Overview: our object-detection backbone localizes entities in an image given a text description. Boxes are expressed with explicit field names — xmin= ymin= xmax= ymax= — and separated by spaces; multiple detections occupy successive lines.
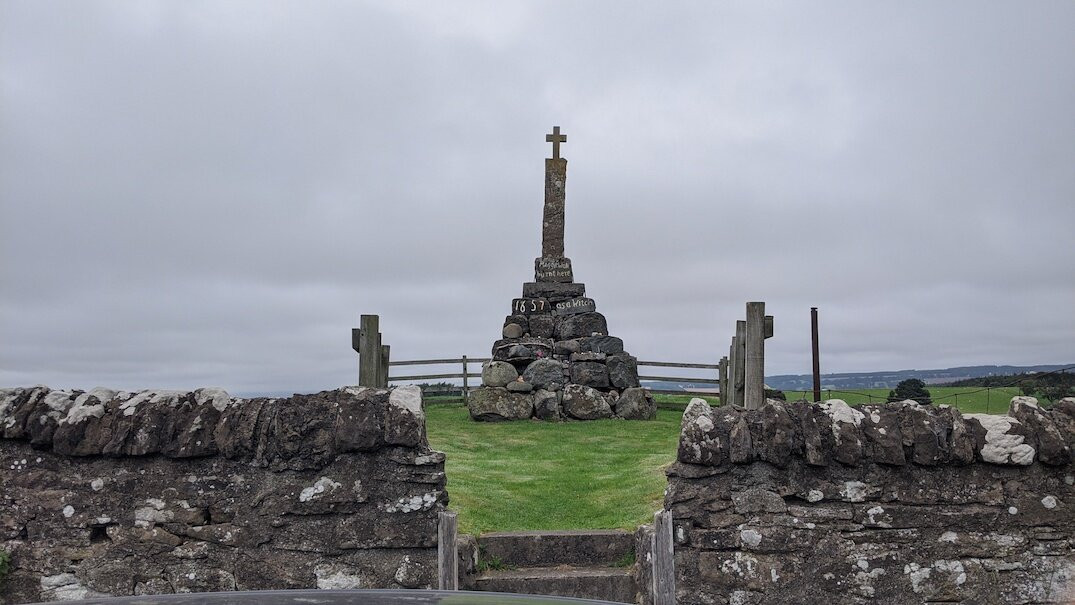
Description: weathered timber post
xmin=380 ymin=344 xmax=391 ymax=388
xmin=728 ymin=339 xmax=738 ymax=407
xmin=727 ymin=342 xmax=735 ymax=406
xmin=744 ymin=302 xmax=766 ymax=410
xmin=811 ymin=307 xmax=822 ymax=402
xmin=438 ymin=511 xmax=459 ymax=590
xmin=461 ymin=355 xmax=469 ymax=404
xmin=652 ymin=510 xmax=676 ymax=605
xmin=357 ymin=315 xmax=381 ymax=387
xmin=734 ymin=320 xmax=747 ymax=407
xmin=718 ymin=356 xmax=728 ymax=406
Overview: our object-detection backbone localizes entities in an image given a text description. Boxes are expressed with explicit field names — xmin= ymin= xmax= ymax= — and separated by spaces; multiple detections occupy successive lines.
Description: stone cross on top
xmin=546 ymin=126 xmax=566 ymax=160
xmin=540 ymin=126 xmax=571 ymax=272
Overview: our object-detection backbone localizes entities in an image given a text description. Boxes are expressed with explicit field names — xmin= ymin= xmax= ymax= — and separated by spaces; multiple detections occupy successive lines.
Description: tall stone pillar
xmin=542 ymin=157 xmax=567 ymax=259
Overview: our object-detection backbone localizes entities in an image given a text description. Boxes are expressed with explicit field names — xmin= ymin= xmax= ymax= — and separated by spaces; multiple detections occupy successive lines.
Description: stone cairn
xmin=467 ymin=127 xmax=655 ymax=422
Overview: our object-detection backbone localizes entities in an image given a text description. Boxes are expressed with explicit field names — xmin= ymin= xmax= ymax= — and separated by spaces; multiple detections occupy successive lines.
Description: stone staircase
xmin=471 ymin=529 xmax=638 ymax=603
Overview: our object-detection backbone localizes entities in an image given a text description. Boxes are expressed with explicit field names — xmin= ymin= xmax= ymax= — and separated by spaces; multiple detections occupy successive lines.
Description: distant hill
xmin=643 ymin=363 xmax=1074 ymax=392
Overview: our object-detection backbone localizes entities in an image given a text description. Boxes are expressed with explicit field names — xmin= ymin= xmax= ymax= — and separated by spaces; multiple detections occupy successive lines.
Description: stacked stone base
xmin=468 ymin=270 xmax=654 ymax=422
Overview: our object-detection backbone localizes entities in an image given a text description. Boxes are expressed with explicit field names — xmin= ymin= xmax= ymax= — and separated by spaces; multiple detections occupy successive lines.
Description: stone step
xmin=475 ymin=566 xmax=637 ymax=604
xmin=477 ymin=529 xmax=635 ymax=568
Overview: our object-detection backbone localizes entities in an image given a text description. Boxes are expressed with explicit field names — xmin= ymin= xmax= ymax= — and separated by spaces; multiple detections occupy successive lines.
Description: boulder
xmin=607 ymin=354 xmax=640 ymax=389
xmin=528 ymin=315 xmax=554 ymax=338
xmin=554 ymin=339 xmax=583 ymax=356
xmin=504 ymin=314 xmax=529 ymax=333
xmin=561 ymin=384 xmax=613 ymax=420
xmin=570 ymin=362 xmax=610 ymax=389
xmin=506 ymin=381 xmax=534 ymax=393
xmin=554 ymin=312 xmax=608 ymax=340
xmin=522 ymin=359 xmax=565 ymax=391
xmin=533 ymin=389 xmax=562 ymax=421
xmin=582 ymin=335 xmax=623 ymax=354
xmin=615 ymin=388 xmax=655 ymax=420
xmin=492 ymin=338 xmax=553 ymax=362
xmin=481 ymin=361 xmax=518 ymax=388
xmin=502 ymin=323 xmax=524 ymax=339
xmin=468 ymin=388 xmax=533 ymax=422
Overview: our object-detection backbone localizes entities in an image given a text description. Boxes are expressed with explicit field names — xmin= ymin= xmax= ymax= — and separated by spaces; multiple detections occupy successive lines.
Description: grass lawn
xmin=425 ymin=388 xmax=1019 ymax=535
xmin=425 ymin=403 xmax=681 ymax=536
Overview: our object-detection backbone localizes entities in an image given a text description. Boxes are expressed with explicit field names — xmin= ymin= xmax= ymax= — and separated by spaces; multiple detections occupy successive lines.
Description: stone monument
xmin=468 ymin=127 xmax=655 ymax=422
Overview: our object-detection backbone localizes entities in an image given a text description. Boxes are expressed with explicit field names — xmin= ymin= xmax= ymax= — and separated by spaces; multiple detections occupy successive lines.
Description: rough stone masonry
xmin=468 ymin=127 xmax=656 ymax=422
xmin=0 ymin=384 xmax=446 ymax=603
xmin=645 ymin=395 xmax=1075 ymax=605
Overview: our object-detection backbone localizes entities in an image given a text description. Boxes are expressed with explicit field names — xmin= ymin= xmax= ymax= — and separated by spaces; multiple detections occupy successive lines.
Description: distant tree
xmin=1014 ymin=371 xmax=1075 ymax=404
xmin=887 ymin=378 xmax=932 ymax=404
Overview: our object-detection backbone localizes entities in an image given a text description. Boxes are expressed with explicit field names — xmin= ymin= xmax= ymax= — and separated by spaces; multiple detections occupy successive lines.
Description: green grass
xmin=0 ymin=548 xmax=9 ymax=588
xmin=425 ymin=404 xmax=681 ymax=536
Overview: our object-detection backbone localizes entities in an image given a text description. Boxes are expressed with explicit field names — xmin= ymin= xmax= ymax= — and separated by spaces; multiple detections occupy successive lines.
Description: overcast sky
xmin=2 ymin=1 xmax=1073 ymax=395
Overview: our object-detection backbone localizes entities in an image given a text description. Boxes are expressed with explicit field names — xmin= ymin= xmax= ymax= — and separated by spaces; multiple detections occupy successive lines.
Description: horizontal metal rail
xmin=639 ymin=375 xmax=721 ymax=385
xmin=637 ymin=361 xmax=719 ymax=369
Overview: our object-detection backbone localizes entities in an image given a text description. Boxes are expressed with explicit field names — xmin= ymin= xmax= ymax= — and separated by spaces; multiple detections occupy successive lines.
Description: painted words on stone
xmin=512 ymin=298 xmax=550 ymax=315
xmin=534 ymin=257 xmax=573 ymax=283
xmin=553 ymin=297 xmax=596 ymax=316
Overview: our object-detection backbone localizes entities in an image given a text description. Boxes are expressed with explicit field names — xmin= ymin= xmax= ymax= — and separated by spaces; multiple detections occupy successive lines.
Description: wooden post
xmin=744 ymin=302 xmax=765 ymax=410
xmin=731 ymin=341 xmax=739 ymax=406
xmin=358 ymin=315 xmax=380 ymax=387
xmin=717 ymin=357 xmax=728 ymax=406
xmin=380 ymin=345 xmax=391 ymax=388
xmin=461 ymin=355 xmax=469 ymax=404
xmin=728 ymin=338 xmax=738 ymax=407
xmin=734 ymin=320 xmax=746 ymax=407
xmin=811 ymin=307 xmax=821 ymax=403
xmin=651 ymin=510 xmax=676 ymax=605
xmin=438 ymin=511 xmax=458 ymax=590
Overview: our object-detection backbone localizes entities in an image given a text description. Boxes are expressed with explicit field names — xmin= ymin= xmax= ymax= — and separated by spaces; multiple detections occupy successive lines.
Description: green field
xmin=424 ymin=388 xmax=1021 ymax=535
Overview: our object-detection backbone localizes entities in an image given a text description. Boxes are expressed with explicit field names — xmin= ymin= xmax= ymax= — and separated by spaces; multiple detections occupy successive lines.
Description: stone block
xmin=570 ymin=361 xmax=610 ymax=389
xmin=561 ymin=384 xmax=613 ymax=420
xmin=467 ymin=388 xmax=533 ymax=421
xmin=554 ymin=312 xmax=608 ymax=340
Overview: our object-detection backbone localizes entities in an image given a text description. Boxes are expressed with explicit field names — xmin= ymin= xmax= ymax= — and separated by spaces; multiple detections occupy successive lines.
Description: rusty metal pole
xmin=811 ymin=307 xmax=821 ymax=403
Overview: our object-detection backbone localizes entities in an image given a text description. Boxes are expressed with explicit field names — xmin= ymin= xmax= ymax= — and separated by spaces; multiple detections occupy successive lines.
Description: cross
xmin=546 ymin=126 xmax=566 ymax=159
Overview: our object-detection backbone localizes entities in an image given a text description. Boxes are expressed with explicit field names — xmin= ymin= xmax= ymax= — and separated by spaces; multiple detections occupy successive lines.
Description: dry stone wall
xmin=658 ymin=396 xmax=1075 ymax=605
xmin=0 ymin=384 xmax=446 ymax=603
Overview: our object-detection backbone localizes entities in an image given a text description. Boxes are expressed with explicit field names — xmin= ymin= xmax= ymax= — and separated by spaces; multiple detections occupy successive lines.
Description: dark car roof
xmin=31 ymin=589 xmax=631 ymax=605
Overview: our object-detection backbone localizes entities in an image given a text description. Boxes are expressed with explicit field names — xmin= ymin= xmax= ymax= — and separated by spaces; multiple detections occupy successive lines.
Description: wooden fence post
xmin=744 ymin=302 xmax=765 ymax=410
xmin=717 ymin=357 xmax=728 ymax=406
xmin=380 ymin=344 xmax=391 ymax=388
xmin=652 ymin=510 xmax=676 ymax=605
xmin=438 ymin=511 xmax=459 ymax=590
xmin=461 ymin=355 xmax=469 ymax=404
xmin=734 ymin=320 xmax=746 ymax=407
xmin=358 ymin=315 xmax=380 ymax=387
